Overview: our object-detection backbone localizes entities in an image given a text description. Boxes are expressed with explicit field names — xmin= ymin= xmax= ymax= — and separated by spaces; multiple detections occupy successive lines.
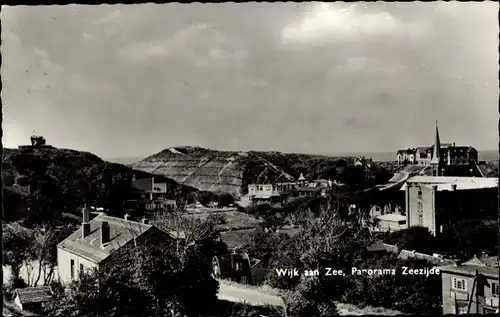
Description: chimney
xmin=101 ymin=221 xmax=110 ymax=246
xmin=124 ymin=213 xmax=130 ymax=221
xmin=452 ymin=184 xmax=457 ymax=191
xmin=142 ymin=217 xmax=149 ymax=225
xmin=82 ymin=205 xmax=90 ymax=239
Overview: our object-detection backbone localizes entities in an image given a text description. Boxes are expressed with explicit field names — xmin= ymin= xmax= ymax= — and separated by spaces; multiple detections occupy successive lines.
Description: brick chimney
xmin=82 ymin=205 xmax=90 ymax=239
xmin=142 ymin=217 xmax=149 ymax=225
xmin=101 ymin=221 xmax=110 ymax=246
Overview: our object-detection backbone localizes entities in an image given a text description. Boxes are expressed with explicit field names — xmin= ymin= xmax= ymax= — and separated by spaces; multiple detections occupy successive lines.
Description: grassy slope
xmin=131 ymin=146 xmax=386 ymax=196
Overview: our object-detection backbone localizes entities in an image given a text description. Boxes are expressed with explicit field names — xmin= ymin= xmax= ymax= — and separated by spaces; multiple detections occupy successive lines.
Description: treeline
xmin=381 ymin=221 xmax=498 ymax=260
xmin=239 ymin=199 xmax=442 ymax=316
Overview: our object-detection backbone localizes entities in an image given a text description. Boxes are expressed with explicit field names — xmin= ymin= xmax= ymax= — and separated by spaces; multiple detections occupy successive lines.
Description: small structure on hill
xmin=18 ymin=135 xmax=55 ymax=149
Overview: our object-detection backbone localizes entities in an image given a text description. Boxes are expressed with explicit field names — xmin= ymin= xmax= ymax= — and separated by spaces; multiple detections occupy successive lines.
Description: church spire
xmin=430 ymin=120 xmax=441 ymax=174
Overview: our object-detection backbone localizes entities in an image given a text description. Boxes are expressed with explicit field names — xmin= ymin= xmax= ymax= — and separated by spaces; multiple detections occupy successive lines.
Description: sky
xmin=2 ymin=2 xmax=499 ymax=159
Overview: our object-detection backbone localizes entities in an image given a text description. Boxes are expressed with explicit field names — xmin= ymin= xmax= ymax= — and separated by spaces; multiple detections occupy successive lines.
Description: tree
xmin=217 ymin=193 xmax=235 ymax=207
xmin=285 ymin=276 xmax=338 ymax=316
xmin=84 ymin=163 xmax=133 ymax=216
xmin=384 ymin=227 xmax=436 ymax=255
xmin=29 ymin=226 xmax=61 ymax=287
xmin=3 ymin=222 xmax=35 ymax=281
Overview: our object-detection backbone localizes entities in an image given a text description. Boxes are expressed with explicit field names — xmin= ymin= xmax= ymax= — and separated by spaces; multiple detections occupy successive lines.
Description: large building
xmin=440 ymin=256 xmax=499 ymax=314
xmin=126 ymin=176 xmax=176 ymax=212
xmin=247 ymin=175 xmax=334 ymax=203
xmin=396 ymin=121 xmax=478 ymax=173
xmin=402 ymin=176 xmax=498 ymax=235
xmin=57 ymin=206 xmax=182 ymax=284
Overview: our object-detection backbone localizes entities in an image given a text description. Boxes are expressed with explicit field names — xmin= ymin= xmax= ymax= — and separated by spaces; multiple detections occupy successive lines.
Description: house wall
xmin=14 ymin=294 xmax=23 ymax=310
xmin=57 ymin=247 xmax=98 ymax=284
xmin=442 ymin=272 xmax=476 ymax=314
xmin=152 ymin=182 xmax=167 ymax=193
xmin=406 ymin=184 xmax=437 ymax=234
xmin=442 ymin=271 xmax=499 ymax=314
xmin=377 ymin=219 xmax=407 ymax=232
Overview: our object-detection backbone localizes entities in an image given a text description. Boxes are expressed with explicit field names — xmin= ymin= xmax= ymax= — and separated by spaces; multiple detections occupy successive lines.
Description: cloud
xmin=281 ymin=2 xmax=402 ymax=46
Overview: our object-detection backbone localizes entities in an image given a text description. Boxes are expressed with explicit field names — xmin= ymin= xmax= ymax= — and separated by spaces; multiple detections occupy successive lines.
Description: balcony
xmin=451 ymin=291 xmax=469 ymax=301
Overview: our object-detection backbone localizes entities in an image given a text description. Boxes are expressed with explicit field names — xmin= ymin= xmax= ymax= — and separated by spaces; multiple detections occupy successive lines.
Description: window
xmin=258 ymin=185 xmax=263 ymax=191
xmin=417 ymin=190 xmax=422 ymax=198
xmin=70 ymin=259 xmax=75 ymax=279
xmin=235 ymin=262 xmax=242 ymax=271
xmin=492 ymin=283 xmax=499 ymax=297
xmin=417 ymin=202 xmax=423 ymax=210
xmin=80 ymin=264 xmax=84 ymax=276
xmin=452 ymin=277 xmax=467 ymax=291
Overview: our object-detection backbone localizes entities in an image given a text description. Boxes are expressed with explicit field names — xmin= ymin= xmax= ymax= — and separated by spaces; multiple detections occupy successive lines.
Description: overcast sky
xmin=2 ymin=2 xmax=498 ymax=159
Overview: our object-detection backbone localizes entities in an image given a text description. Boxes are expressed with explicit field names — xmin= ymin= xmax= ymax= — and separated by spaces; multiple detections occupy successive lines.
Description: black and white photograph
xmin=1 ymin=2 xmax=499 ymax=316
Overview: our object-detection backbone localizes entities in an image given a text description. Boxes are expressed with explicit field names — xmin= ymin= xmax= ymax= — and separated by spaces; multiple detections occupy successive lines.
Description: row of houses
xmin=247 ymin=174 xmax=346 ymax=204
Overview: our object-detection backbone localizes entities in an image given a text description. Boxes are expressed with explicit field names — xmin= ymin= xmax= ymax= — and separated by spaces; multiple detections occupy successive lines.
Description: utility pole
xmin=497 ymin=145 xmax=500 ymax=313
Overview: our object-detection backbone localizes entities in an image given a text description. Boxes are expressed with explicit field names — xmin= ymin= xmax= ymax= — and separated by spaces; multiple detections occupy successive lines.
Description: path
xmin=216 ymin=279 xmax=285 ymax=307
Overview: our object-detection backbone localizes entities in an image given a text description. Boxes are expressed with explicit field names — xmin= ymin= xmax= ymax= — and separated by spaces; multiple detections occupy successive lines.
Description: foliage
xmin=243 ymin=195 xmax=443 ymax=315
xmin=382 ymin=221 xmax=498 ymax=260
xmin=219 ymin=300 xmax=283 ymax=316
xmin=217 ymin=193 xmax=235 ymax=207
xmin=194 ymin=191 xmax=219 ymax=206
xmin=285 ymin=277 xmax=339 ymax=316
xmin=3 ymin=222 xmax=36 ymax=280
xmin=435 ymin=220 xmax=498 ymax=259
xmin=383 ymin=226 xmax=435 ymax=255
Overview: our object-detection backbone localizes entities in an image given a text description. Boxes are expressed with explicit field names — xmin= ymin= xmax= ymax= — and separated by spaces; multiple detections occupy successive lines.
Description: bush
xmin=383 ymin=227 xmax=435 ymax=254
xmin=217 ymin=193 xmax=235 ymax=207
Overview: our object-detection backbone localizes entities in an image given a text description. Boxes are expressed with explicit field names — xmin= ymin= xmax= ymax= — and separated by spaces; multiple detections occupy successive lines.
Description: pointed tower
xmin=430 ymin=120 xmax=441 ymax=176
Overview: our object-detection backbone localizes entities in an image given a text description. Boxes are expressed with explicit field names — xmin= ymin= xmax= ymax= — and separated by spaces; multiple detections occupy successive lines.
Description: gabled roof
xmin=15 ymin=286 xmax=52 ymax=304
xmin=57 ymin=214 xmax=180 ymax=264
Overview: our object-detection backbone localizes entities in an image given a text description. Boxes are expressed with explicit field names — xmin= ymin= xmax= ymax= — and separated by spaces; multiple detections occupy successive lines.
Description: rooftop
xmin=58 ymin=214 xmax=181 ymax=264
xmin=15 ymin=286 xmax=52 ymax=304
xmin=439 ymin=256 xmax=499 ymax=279
xmin=398 ymin=249 xmax=455 ymax=266
xmin=400 ymin=176 xmax=497 ymax=191
xmin=376 ymin=214 xmax=406 ymax=222
xmin=366 ymin=240 xmax=399 ymax=253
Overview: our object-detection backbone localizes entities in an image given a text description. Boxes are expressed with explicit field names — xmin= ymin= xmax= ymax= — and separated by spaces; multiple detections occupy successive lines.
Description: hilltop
xmin=2 ymin=147 xmax=198 ymax=223
xmin=131 ymin=146 xmax=392 ymax=196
